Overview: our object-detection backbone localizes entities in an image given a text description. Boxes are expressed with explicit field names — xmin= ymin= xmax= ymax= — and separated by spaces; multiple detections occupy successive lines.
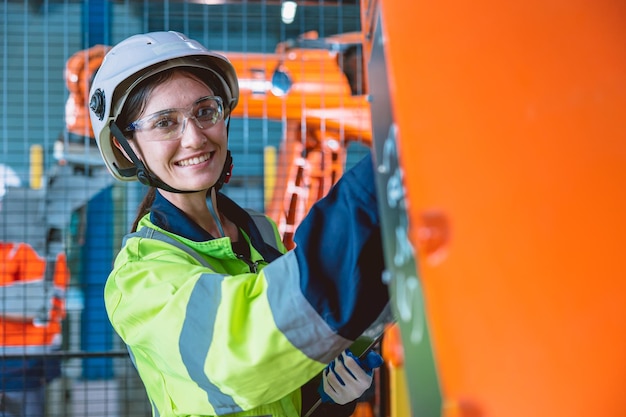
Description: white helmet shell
xmin=88 ymin=31 xmax=239 ymax=182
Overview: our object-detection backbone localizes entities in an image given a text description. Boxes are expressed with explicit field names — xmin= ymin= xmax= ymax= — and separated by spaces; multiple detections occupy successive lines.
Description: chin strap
xmin=109 ymin=120 xmax=232 ymax=194
xmin=214 ymin=150 xmax=233 ymax=191
xmin=215 ymin=114 xmax=234 ymax=191
xmin=207 ymin=187 xmax=226 ymax=237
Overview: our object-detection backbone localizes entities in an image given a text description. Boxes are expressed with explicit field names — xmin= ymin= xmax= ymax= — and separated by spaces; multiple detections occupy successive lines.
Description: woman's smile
xmin=175 ymin=151 xmax=214 ymax=167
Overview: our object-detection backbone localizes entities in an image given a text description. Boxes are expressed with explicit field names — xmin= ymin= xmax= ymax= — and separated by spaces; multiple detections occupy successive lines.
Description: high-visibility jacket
xmin=0 ymin=242 xmax=70 ymax=390
xmin=104 ymin=153 xmax=389 ymax=417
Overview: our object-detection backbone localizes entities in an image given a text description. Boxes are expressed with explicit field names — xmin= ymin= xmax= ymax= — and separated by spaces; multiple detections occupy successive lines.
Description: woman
xmin=88 ymin=31 xmax=389 ymax=417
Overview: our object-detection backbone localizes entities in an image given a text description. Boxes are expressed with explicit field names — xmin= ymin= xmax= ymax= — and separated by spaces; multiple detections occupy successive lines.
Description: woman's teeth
xmin=178 ymin=153 xmax=210 ymax=166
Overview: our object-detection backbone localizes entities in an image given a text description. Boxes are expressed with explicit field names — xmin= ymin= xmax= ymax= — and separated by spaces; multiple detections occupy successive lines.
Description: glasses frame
xmin=124 ymin=95 xmax=224 ymax=141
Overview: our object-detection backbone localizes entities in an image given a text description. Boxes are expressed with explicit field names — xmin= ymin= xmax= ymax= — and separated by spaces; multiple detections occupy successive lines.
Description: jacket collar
xmin=150 ymin=190 xmax=282 ymax=262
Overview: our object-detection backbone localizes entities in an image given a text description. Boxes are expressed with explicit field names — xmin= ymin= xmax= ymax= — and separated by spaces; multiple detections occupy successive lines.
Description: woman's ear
xmin=113 ymin=136 xmax=137 ymax=163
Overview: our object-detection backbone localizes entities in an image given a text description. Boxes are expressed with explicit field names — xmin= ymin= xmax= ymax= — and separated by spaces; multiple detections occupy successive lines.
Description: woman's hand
xmin=318 ymin=349 xmax=384 ymax=405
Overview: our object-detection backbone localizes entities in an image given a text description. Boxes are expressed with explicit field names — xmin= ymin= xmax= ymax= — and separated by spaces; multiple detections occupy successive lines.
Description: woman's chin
xmin=171 ymin=177 xmax=217 ymax=192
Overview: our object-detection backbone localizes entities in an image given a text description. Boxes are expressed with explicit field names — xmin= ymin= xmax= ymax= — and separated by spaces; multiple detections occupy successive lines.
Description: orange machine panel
xmin=378 ymin=1 xmax=626 ymax=416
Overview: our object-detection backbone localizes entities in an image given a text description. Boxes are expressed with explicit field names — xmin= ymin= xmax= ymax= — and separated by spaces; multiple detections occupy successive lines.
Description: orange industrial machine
xmin=226 ymin=32 xmax=371 ymax=249
xmin=364 ymin=0 xmax=626 ymax=416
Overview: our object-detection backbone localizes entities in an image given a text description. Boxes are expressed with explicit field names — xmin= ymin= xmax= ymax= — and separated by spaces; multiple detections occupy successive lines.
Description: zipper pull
xmin=238 ymin=254 xmax=259 ymax=273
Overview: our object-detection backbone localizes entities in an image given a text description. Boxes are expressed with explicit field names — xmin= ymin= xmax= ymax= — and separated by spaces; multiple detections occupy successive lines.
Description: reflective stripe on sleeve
xmin=263 ymin=251 xmax=352 ymax=364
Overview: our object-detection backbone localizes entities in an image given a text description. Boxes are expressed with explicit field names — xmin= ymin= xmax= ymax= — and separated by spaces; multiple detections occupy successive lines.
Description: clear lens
xmin=126 ymin=96 xmax=224 ymax=141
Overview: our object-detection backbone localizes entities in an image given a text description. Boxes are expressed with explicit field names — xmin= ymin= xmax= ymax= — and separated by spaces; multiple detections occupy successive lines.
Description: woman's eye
xmin=196 ymin=107 xmax=216 ymax=121
xmin=152 ymin=116 xmax=177 ymax=130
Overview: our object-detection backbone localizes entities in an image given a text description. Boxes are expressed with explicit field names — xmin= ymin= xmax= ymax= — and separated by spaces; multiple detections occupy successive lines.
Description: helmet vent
xmin=89 ymin=89 xmax=106 ymax=121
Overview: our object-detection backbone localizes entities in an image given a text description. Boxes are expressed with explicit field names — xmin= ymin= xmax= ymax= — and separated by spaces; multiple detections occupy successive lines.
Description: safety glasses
xmin=125 ymin=96 xmax=224 ymax=141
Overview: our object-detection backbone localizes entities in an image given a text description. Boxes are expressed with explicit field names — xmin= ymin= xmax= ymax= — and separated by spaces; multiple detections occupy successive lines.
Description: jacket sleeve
xmin=292 ymin=152 xmax=389 ymax=341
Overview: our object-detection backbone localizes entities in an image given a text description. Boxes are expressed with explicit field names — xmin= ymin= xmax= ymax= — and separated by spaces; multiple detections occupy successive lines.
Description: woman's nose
xmin=179 ymin=116 xmax=207 ymax=147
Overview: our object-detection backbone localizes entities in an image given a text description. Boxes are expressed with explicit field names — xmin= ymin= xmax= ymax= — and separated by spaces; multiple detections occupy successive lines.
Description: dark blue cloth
xmin=0 ymin=358 xmax=61 ymax=391
xmin=293 ymin=153 xmax=389 ymax=341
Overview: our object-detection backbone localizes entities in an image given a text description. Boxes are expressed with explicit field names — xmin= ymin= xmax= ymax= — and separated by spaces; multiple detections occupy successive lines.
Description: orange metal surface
xmin=378 ymin=1 xmax=626 ymax=416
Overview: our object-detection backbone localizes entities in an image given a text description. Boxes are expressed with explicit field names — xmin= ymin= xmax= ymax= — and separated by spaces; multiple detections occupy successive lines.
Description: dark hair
xmin=122 ymin=67 xmax=226 ymax=232
xmin=128 ymin=187 xmax=152 ymax=232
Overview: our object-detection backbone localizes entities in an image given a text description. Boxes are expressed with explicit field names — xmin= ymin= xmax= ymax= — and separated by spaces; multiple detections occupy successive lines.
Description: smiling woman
xmin=117 ymin=72 xmax=230 ymax=200
xmin=87 ymin=30 xmax=390 ymax=417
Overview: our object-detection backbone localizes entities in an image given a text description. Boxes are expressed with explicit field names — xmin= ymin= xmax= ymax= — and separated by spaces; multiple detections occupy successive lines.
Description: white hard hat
xmin=88 ymin=31 xmax=239 ymax=182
